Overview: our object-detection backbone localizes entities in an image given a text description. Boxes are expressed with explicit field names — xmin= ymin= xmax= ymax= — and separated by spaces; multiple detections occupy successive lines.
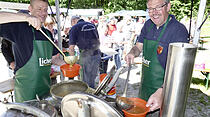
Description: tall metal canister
xmin=160 ymin=43 xmax=197 ymax=117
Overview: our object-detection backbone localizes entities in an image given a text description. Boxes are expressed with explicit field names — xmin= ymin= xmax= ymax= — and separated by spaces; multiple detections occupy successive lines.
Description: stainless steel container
xmin=1 ymin=100 xmax=58 ymax=117
xmin=160 ymin=43 xmax=197 ymax=117
xmin=61 ymin=92 xmax=123 ymax=117
xmin=50 ymin=80 xmax=89 ymax=101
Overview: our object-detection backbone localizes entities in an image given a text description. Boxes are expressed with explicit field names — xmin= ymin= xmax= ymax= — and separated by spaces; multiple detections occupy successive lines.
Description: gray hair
xmin=71 ymin=16 xmax=80 ymax=21
xmin=147 ymin=0 xmax=169 ymax=4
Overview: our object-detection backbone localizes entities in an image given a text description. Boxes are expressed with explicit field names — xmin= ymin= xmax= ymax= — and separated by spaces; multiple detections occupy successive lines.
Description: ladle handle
xmin=39 ymin=29 xmax=66 ymax=57
xmin=122 ymin=62 xmax=131 ymax=97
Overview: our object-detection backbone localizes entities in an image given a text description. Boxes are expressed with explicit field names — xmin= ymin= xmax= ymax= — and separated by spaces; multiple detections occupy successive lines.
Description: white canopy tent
xmin=107 ymin=10 xmax=148 ymax=17
xmin=114 ymin=10 xmax=148 ymax=16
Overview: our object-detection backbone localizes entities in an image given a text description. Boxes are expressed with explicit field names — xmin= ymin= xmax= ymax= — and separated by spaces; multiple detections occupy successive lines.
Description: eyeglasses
xmin=147 ymin=2 xmax=168 ymax=13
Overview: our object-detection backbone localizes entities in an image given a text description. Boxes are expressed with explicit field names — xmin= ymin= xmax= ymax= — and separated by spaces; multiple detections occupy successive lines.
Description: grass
xmin=190 ymin=75 xmax=210 ymax=96
xmin=199 ymin=96 xmax=208 ymax=105
xmin=197 ymin=105 xmax=202 ymax=111
xmin=191 ymin=77 xmax=209 ymax=87
xmin=200 ymin=18 xmax=210 ymax=37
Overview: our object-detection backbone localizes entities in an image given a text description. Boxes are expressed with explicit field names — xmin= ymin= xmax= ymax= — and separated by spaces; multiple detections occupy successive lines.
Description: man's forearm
xmin=128 ymin=46 xmax=141 ymax=57
xmin=0 ymin=12 xmax=28 ymax=24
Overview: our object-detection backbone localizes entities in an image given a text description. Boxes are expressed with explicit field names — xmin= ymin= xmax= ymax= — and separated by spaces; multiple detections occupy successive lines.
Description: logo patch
xmin=39 ymin=58 xmax=52 ymax=66
xmin=157 ymin=45 xmax=163 ymax=54
xmin=142 ymin=57 xmax=151 ymax=67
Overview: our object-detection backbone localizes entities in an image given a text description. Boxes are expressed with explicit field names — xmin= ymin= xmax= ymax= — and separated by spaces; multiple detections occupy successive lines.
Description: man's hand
xmin=26 ymin=15 xmax=42 ymax=30
xmin=9 ymin=61 xmax=15 ymax=70
xmin=124 ymin=54 xmax=135 ymax=65
xmin=124 ymin=43 xmax=143 ymax=65
xmin=146 ymin=88 xmax=163 ymax=112
xmin=52 ymin=54 xmax=66 ymax=66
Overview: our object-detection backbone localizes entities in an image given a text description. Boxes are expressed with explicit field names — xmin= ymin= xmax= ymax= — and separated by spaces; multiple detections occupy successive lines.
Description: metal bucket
xmin=50 ymin=80 xmax=89 ymax=101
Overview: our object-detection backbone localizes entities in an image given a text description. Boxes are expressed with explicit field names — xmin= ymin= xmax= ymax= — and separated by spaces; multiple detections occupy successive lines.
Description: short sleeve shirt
xmin=69 ymin=19 xmax=100 ymax=50
xmin=137 ymin=14 xmax=189 ymax=69
xmin=0 ymin=22 xmax=58 ymax=73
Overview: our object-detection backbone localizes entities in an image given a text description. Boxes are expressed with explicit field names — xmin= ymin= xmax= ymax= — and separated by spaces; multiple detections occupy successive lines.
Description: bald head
xmin=30 ymin=0 xmax=48 ymax=6
xmin=29 ymin=0 xmax=48 ymax=23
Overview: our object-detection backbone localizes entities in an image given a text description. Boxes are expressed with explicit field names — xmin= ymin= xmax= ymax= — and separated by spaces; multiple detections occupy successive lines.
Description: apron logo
xmin=157 ymin=45 xmax=163 ymax=54
xmin=39 ymin=58 xmax=52 ymax=66
xmin=142 ymin=57 xmax=151 ymax=67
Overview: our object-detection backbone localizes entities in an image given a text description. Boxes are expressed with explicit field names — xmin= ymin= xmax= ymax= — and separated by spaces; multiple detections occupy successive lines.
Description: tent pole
xmin=193 ymin=0 xmax=207 ymax=45
xmin=55 ymin=0 xmax=65 ymax=81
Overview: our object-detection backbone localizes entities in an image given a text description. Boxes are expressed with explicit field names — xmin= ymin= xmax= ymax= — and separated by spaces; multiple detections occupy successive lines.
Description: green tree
xmin=1 ymin=0 xmax=209 ymax=20
xmin=170 ymin=0 xmax=200 ymax=21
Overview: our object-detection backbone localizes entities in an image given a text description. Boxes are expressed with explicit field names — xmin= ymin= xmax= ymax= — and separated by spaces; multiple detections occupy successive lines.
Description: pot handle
xmin=94 ymin=66 xmax=116 ymax=95
xmin=104 ymin=66 xmax=125 ymax=93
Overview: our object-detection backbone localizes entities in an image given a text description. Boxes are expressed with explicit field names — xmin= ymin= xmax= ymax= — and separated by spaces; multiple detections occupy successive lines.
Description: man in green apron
xmin=125 ymin=0 xmax=189 ymax=116
xmin=0 ymin=0 xmax=65 ymax=103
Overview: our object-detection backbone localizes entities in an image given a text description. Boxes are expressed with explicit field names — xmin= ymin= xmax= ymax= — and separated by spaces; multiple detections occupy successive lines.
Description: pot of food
xmin=122 ymin=98 xmax=150 ymax=117
xmin=50 ymin=80 xmax=89 ymax=102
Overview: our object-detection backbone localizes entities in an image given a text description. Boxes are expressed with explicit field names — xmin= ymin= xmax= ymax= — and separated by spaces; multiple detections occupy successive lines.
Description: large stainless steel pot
xmin=0 ymin=100 xmax=58 ymax=117
xmin=61 ymin=92 xmax=123 ymax=117
xmin=50 ymin=80 xmax=89 ymax=101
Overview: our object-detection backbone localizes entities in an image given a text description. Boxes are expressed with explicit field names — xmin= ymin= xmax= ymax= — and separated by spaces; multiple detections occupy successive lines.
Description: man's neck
xmin=156 ymin=15 xmax=170 ymax=29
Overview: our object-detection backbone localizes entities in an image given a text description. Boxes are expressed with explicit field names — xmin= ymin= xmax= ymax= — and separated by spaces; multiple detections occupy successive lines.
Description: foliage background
xmin=0 ymin=0 xmax=209 ymax=21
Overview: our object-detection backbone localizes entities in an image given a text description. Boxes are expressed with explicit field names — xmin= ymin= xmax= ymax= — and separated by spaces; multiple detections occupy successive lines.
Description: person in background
xmin=119 ymin=16 xmax=136 ymax=57
xmin=134 ymin=16 xmax=145 ymax=45
xmin=44 ymin=15 xmax=61 ymax=84
xmin=110 ymin=29 xmax=124 ymax=70
xmin=68 ymin=16 xmax=101 ymax=89
xmin=44 ymin=16 xmax=58 ymax=43
xmin=97 ymin=16 xmax=109 ymax=73
xmin=125 ymin=0 xmax=189 ymax=116
xmin=62 ymin=26 xmax=71 ymax=55
xmin=1 ymin=39 xmax=15 ymax=78
xmin=0 ymin=0 xmax=65 ymax=103
xmin=101 ymin=18 xmax=117 ymax=72
xmin=105 ymin=17 xmax=117 ymax=37
xmin=0 ymin=10 xmax=30 ymax=78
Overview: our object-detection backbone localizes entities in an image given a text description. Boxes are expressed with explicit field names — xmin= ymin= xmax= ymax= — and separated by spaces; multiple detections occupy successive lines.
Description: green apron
xmin=139 ymin=16 xmax=170 ymax=101
xmin=15 ymin=28 xmax=53 ymax=102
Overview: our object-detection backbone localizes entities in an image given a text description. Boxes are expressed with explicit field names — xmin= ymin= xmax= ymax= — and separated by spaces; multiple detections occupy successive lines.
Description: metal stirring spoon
xmin=39 ymin=29 xmax=77 ymax=65
xmin=116 ymin=62 xmax=134 ymax=110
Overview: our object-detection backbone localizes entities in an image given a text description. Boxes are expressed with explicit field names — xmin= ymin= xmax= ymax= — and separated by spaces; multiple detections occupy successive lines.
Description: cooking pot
xmin=61 ymin=92 xmax=123 ymax=117
xmin=0 ymin=100 xmax=58 ymax=117
xmin=50 ymin=80 xmax=89 ymax=101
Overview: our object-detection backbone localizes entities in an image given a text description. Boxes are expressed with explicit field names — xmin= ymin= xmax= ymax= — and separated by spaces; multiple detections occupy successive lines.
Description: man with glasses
xmin=0 ymin=0 xmax=65 ymax=103
xmin=125 ymin=0 xmax=189 ymax=116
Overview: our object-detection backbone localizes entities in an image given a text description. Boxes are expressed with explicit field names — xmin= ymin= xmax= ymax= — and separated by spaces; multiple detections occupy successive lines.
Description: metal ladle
xmin=116 ymin=63 xmax=134 ymax=110
xmin=39 ymin=29 xmax=77 ymax=65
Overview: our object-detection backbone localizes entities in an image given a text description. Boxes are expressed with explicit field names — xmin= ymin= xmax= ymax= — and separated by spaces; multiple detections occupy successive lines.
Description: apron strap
xmin=31 ymin=28 xmax=51 ymax=40
xmin=147 ymin=15 xmax=170 ymax=42
xmin=157 ymin=15 xmax=170 ymax=42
